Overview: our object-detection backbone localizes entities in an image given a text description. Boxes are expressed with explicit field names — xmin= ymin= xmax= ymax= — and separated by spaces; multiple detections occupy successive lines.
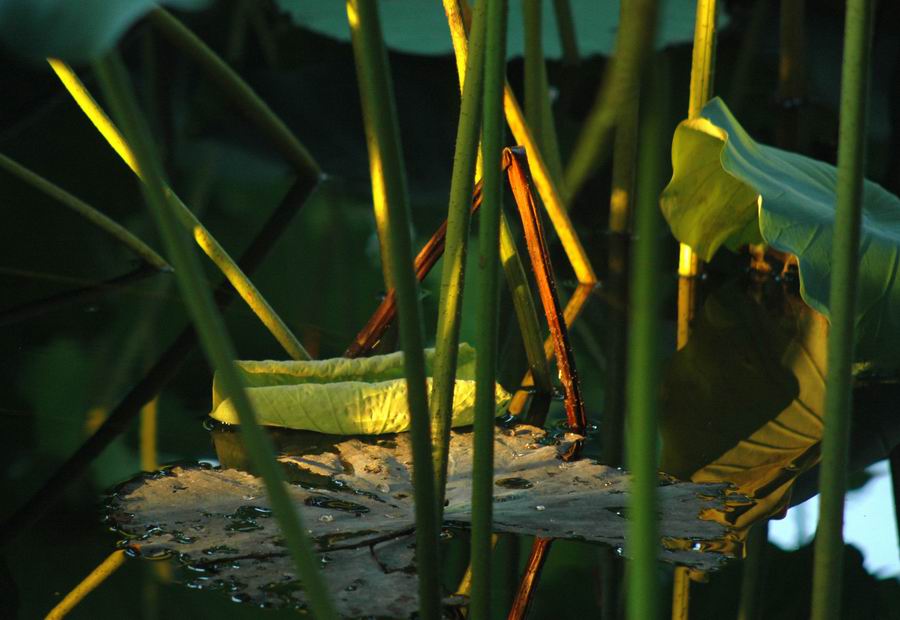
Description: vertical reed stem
xmin=93 ymin=52 xmax=336 ymax=620
xmin=810 ymin=1 xmax=874 ymax=618
xmin=431 ymin=0 xmax=487 ymax=506
xmin=551 ymin=0 xmax=579 ymax=65
xmin=345 ymin=2 xmax=441 ymax=617
xmin=471 ymin=0 xmax=507 ymax=616
xmin=523 ymin=0 xmax=544 ymax=144
xmin=677 ymin=0 xmax=717 ymax=351
xmin=626 ymin=58 xmax=666 ymax=620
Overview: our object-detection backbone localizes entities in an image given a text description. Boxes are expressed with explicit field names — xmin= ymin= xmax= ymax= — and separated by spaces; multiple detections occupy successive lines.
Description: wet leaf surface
xmin=109 ymin=426 xmax=740 ymax=617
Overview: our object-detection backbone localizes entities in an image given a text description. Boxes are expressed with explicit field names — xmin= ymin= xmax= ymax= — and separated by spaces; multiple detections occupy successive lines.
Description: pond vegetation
xmin=1 ymin=1 xmax=898 ymax=619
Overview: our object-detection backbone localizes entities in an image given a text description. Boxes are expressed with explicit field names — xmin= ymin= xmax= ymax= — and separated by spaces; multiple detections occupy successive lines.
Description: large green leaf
xmin=0 ymin=0 xmax=209 ymax=64
xmin=210 ymin=344 xmax=512 ymax=434
xmin=661 ymin=97 xmax=900 ymax=370
xmin=661 ymin=281 xmax=827 ymax=530
xmin=276 ymin=0 xmax=726 ymax=58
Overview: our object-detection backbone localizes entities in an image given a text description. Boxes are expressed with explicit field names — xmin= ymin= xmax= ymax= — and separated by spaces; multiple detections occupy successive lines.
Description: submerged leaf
xmin=661 ymin=97 xmax=900 ymax=370
xmin=109 ymin=426 xmax=738 ymax=616
xmin=210 ymin=345 xmax=512 ymax=434
xmin=661 ymin=281 xmax=827 ymax=530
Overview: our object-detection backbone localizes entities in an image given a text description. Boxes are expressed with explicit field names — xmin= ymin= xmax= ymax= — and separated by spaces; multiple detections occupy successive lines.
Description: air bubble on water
xmin=534 ymin=505 xmax=546 ymax=511
xmin=377 ymin=483 xmax=390 ymax=493
xmin=318 ymin=514 xmax=334 ymax=523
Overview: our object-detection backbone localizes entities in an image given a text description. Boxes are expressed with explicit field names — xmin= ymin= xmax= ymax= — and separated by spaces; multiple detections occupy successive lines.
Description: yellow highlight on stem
xmin=678 ymin=243 xmax=699 ymax=277
xmin=48 ymin=59 xmax=310 ymax=362
xmin=48 ymin=59 xmax=139 ymax=175
xmin=45 ymin=550 xmax=126 ymax=619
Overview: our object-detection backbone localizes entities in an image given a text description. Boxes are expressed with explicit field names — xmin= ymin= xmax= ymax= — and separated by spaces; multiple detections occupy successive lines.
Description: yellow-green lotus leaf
xmin=210 ymin=344 xmax=511 ymax=434
xmin=662 ymin=97 xmax=900 ymax=370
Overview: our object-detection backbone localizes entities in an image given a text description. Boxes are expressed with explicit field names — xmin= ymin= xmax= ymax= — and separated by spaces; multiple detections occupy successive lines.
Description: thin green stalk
xmin=677 ymin=0 xmax=716 ymax=358
xmin=0 ymin=153 xmax=170 ymax=272
xmin=471 ymin=0 xmax=507 ymax=617
xmin=563 ymin=0 xmax=658 ymax=201
xmin=551 ymin=0 xmax=579 ymax=65
xmin=523 ymin=0 xmax=543 ymax=144
xmin=603 ymin=0 xmax=643 ymax=469
xmin=499 ymin=213 xmax=553 ymax=396
xmin=625 ymin=59 xmax=666 ymax=620
xmin=810 ymin=1 xmax=874 ymax=618
xmin=737 ymin=521 xmax=768 ymax=620
xmin=92 ymin=52 xmax=336 ymax=620
xmin=687 ymin=0 xmax=717 ymax=119
xmin=345 ymin=2 xmax=441 ymax=618
xmin=524 ymin=0 xmax=565 ymax=195
xmin=445 ymin=1 xmax=596 ymax=285
xmin=431 ymin=0 xmax=487 ymax=507
xmin=776 ymin=0 xmax=807 ymax=150
xmin=48 ymin=60 xmax=310 ymax=362
xmin=148 ymin=8 xmax=321 ymax=182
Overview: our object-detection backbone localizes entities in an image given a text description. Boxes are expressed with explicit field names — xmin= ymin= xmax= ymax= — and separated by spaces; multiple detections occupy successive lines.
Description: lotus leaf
xmin=210 ymin=344 xmax=512 ymax=434
xmin=108 ymin=426 xmax=738 ymax=616
xmin=0 ymin=0 xmax=209 ymax=63
xmin=276 ymin=0 xmax=727 ymax=59
xmin=661 ymin=97 xmax=900 ymax=370
xmin=661 ymin=281 xmax=827 ymax=530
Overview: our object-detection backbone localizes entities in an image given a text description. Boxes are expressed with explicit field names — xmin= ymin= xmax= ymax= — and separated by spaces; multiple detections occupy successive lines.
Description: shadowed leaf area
xmin=109 ymin=425 xmax=739 ymax=616
xmin=661 ymin=280 xmax=827 ymax=530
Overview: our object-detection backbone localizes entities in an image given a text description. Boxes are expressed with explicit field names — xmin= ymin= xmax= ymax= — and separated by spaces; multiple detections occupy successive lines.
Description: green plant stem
xmin=523 ymin=0 xmax=543 ymax=144
xmin=0 ymin=153 xmax=170 ymax=271
xmin=603 ymin=0 xmax=642 ymax=469
xmin=776 ymin=0 xmax=807 ymax=150
xmin=687 ymin=0 xmax=717 ymax=119
xmin=737 ymin=521 xmax=768 ymax=620
xmin=345 ymin=2 xmax=441 ymax=617
xmin=471 ymin=1 xmax=507 ymax=618
xmin=551 ymin=0 xmax=579 ymax=65
xmin=148 ymin=8 xmax=321 ymax=183
xmin=48 ymin=60 xmax=310 ymax=361
xmin=445 ymin=1 xmax=596 ymax=285
xmin=625 ymin=59 xmax=665 ymax=620
xmin=563 ymin=0 xmax=658 ymax=201
xmin=431 ymin=0 xmax=487 ymax=508
xmin=498 ymin=213 xmax=553 ymax=396
xmin=524 ymin=0 xmax=565 ymax=195
xmin=93 ymin=52 xmax=336 ymax=620
xmin=810 ymin=1 xmax=874 ymax=618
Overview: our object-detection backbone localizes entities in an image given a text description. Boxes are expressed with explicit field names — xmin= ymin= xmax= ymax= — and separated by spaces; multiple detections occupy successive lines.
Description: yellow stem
xmin=47 ymin=60 xmax=310 ymax=361
xmin=45 ymin=551 xmax=126 ymax=619
xmin=443 ymin=1 xmax=596 ymax=284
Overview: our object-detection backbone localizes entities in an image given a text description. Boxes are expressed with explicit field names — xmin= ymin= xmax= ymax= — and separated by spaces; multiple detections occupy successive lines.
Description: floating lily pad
xmin=109 ymin=426 xmax=740 ymax=616
xmin=210 ymin=345 xmax=512 ymax=434
xmin=276 ymin=0 xmax=727 ymax=59
xmin=661 ymin=97 xmax=900 ymax=370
